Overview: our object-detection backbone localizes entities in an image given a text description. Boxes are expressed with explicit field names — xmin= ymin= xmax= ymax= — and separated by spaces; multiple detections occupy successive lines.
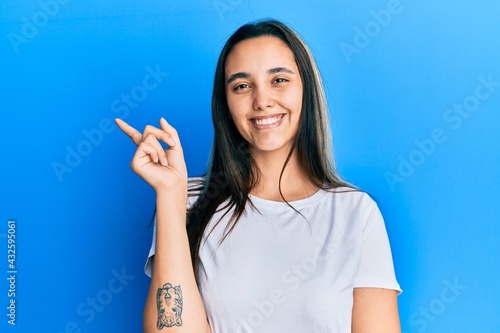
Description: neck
xmin=250 ymin=148 xmax=318 ymax=202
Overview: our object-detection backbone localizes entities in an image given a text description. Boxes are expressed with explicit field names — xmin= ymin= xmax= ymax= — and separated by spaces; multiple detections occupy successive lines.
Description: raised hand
xmin=115 ymin=118 xmax=187 ymax=194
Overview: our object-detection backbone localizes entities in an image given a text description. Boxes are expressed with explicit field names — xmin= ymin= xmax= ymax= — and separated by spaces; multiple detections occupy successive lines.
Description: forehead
xmin=225 ymin=36 xmax=297 ymax=73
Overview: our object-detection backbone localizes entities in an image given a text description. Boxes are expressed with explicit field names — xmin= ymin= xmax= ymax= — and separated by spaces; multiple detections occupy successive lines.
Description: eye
xmin=273 ymin=77 xmax=288 ymax=84
xmin=233 ymin=83 xmax=250 ymax=91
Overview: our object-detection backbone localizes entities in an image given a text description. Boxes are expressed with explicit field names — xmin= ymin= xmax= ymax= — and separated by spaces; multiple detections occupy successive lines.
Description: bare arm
xmin=352 ymin=288 xmax=401 ymax=333
xmin=116 ymin=118 xmax=211 ymax=333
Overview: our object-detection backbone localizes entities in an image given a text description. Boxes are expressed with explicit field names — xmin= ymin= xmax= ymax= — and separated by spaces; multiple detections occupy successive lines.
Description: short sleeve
xmin=144 ymin=215 xmax=156 ymax=278
xmin=352 ymin=198 xmax=402 ymax=294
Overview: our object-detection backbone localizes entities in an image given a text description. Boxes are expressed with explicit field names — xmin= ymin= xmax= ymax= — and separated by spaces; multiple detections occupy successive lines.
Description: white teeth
xmin=254 ymin=115 xmax=281 ymax=126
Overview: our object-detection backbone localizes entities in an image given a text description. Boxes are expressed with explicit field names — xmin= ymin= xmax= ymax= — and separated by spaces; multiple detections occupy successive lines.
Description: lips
xmin=249 ymin=114 xmax=285 ymax=128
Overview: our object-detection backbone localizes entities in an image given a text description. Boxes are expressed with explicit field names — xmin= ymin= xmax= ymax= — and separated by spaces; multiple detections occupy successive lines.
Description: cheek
xmin=225 ymin=102 xmax=249 ymax=139
xmin=226 ymin=94 xmax=239 ymax=117
xmin=289 ymin=95 xmax=303 ymax=130
xmin=282 ymin=83 xmax=303 ymax=110
xmin=227 ymin=96 xmax=248 ymax=124
xmin=287 ymin=89 xmax=303 ymax=119
xmin=293 ymin=86 xmax=304 ymax=109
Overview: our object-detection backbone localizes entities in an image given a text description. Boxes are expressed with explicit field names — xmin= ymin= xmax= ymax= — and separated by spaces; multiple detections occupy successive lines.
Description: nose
xmin=252 ymin=86 xmax=274 ymax=110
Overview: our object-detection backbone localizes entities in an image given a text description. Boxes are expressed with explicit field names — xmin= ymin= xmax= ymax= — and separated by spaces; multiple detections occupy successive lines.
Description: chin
xmin=251 ymin=141 xmax=294 ymax=154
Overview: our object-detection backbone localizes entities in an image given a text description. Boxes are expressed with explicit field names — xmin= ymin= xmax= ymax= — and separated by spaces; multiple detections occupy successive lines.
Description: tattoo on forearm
xmin=156 ymin=283 xmax=183 ymax=329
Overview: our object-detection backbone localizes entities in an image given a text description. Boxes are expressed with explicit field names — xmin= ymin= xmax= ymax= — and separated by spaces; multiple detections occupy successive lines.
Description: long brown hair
xmin=186 ymin=19 xmax=349 ymax=280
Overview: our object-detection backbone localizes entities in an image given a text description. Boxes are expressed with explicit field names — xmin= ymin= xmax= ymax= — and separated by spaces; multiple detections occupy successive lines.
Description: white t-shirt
xmin=145 ymin=186 xmax=401 ymax=333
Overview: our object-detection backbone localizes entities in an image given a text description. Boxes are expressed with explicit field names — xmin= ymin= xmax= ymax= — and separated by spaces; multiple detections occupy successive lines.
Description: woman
xmin=116 ymin=19 xmax=401 ymax=333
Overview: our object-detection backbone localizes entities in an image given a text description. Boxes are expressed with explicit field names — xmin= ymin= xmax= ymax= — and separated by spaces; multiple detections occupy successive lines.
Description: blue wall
xmin=1 ymin=0 xmax=499 ymax=332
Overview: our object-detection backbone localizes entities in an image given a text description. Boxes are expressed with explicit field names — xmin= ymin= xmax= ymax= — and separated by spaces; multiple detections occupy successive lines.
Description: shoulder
xmin=319 ymin=186 xmax=383 ymax=230
xmin=323 ymin=186 xmax=378 ymax=212
xmin=187 ymin=176 xmax=205 ymax=208
xmin=188 ymin=176 xmax=205 ymax=191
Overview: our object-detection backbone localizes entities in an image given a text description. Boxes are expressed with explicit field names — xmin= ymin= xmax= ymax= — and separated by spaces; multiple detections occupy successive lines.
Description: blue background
xmin=1 ymin=0 xmax=499 ymax=332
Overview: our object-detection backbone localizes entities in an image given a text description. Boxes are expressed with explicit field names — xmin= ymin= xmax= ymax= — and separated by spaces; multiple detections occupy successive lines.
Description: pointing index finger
xmin=115 ymin=118 xmax=142 ymax=146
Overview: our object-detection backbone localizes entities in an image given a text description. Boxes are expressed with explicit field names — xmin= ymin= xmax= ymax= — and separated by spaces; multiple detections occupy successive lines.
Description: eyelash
xmin=233 ymin=78 xmax=288 ymax=91
xmin=274 ymin=78 xmax=288 ymax=84
xmin=234 ymin=83 xmax=249 ymax=91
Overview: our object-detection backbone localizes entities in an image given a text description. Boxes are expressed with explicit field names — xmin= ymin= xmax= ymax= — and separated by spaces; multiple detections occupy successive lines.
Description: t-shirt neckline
xmin=248 ymin=188 xmax=327 ymax=210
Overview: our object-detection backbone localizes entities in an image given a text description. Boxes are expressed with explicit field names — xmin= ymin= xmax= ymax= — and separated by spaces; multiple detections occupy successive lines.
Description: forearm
xmin=143 ymin=191 xmax=210 ymax=333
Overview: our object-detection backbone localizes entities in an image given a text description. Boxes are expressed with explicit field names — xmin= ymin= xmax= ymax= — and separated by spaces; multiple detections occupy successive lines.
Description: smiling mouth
xmin=250 ymin=114 xmax=285 ymax=127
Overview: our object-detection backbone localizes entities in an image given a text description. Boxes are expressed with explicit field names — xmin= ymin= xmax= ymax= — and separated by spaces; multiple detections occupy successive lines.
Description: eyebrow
xmin=226 ymin=67 xmax=296 ymax=85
